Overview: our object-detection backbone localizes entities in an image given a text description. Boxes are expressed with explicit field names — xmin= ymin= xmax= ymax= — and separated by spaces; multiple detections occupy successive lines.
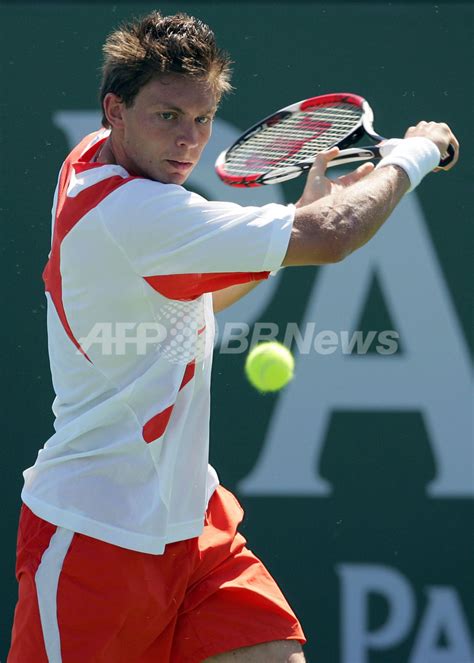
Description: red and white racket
xmin=215 ymin=92 xmax=455 ymax=187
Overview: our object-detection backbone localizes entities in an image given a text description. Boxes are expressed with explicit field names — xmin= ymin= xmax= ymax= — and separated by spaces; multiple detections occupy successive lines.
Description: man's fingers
xmin=336 ymin=161 xmax=375 ymax=186
xmin=405 ymin=121 xmax=459 ymax=172
xmin=353 ymin=162 xmax=375 ymax=178
xmin=435 ymin=136 xmax=460 ymax=171
xmin=309 ymin=147 xmax=340 ymax=172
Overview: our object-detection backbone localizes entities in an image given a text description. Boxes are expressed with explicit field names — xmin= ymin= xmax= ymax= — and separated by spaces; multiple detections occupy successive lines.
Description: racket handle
xmin=261 ymin=166 xmax=303 ymax=185
xmin=327 ymin=143 xmax=455 ymax=169
xmin=326 ymin=147 xmax=380 ymax=167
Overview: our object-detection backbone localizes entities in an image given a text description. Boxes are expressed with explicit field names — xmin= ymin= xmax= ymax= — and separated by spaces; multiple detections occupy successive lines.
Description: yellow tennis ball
xmin=245 ymin=341 xmax=295 ymax=393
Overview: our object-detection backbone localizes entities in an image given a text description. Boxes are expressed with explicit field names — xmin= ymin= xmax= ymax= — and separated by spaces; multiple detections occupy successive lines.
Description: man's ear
xmin=103 ymin=93 xmax=126 ymax=130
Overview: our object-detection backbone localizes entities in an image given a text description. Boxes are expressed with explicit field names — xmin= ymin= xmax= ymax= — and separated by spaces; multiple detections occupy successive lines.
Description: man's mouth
xmin=167 ymin=160 xmax=193 ymax=173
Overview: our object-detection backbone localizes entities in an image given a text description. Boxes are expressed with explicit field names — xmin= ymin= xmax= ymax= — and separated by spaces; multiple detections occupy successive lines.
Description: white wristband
xmin=375 ymin=137 xmax=441 ymax=192
xmin=378 ymin=138 xmax=404 ymax=157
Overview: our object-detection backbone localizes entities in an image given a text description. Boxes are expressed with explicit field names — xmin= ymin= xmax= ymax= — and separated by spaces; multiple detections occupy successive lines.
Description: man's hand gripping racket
xmin=215 ymin=93 xmax=458 ymax=187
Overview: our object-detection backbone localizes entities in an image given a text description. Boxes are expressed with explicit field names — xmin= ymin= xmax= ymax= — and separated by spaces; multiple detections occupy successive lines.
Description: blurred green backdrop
xmin=1 ymin=2 xmax=472 ymax=661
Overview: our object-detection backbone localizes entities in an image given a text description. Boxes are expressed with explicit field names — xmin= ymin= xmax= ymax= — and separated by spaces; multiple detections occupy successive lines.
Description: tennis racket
xmin=215 ymin=92 xmax=455 ymax=187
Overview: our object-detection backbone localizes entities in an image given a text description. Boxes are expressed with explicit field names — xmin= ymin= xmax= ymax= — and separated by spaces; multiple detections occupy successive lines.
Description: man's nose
xmin=176 ymin=122 xmax=199 ymax=148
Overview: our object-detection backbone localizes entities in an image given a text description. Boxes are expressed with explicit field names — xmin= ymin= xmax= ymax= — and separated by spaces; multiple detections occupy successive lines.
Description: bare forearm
xmin=212 ymin=280 xmax=262 ymax=313
xmin=285 ymin=164 xmax=410 ymax=265
xmin=326 ymin=164 xmax=410 ymax=256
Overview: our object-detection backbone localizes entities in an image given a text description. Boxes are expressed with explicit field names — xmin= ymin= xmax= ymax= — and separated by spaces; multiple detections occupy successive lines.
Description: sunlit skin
xmin=99 ymin=74 xmax=218 ymax=184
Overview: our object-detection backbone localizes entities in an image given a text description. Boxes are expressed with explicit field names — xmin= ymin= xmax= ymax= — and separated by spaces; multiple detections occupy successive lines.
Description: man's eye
xmin=159 ymin=112 xmax=176 ymax=120
xmin=197 ymin=116 xmax=212 ymax=125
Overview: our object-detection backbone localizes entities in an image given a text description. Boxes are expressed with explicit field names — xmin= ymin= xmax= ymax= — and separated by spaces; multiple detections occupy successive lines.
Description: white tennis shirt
xmin=21 ymin=129 xmax=295 ymax=554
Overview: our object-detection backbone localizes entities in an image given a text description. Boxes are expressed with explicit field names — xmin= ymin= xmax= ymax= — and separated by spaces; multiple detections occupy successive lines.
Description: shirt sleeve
xmin=99 ymin=179 xmax=294 ymax=298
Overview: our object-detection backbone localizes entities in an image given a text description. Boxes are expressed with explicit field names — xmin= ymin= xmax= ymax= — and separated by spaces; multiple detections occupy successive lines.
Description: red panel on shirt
xmin=142 ymin=404 xmax=174 ymax=444
xmin=43 ymin=132 xmax=137 ymax=358
xmin=142 ymin=360 xmax=196 ymax=444
xmin=181 ymin=360 xmax=196 ymax=389
xmin=144 ymin=270 xmax=270 ymax=301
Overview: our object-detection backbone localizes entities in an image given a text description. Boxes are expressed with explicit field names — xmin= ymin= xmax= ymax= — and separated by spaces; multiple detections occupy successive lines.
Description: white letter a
xmin=239 ymin=195 xmax=472 ymax=497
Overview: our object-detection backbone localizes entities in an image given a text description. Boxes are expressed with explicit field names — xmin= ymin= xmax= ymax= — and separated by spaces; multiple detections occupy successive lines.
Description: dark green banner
xmin=1 ymin=3 xmax=472 ymax=661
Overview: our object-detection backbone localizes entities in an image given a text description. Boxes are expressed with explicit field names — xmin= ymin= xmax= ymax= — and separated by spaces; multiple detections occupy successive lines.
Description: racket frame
xmin=215 ymin=93 xmax=385 ymax=187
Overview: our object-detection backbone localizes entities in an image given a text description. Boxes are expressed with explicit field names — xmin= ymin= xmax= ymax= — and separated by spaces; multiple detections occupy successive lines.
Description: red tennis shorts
xmin=8 ymin=485 xmax=306 ymax=662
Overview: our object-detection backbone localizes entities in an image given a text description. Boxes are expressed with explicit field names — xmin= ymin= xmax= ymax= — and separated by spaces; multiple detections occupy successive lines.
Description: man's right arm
xmin=284 ymin=163 xmax=409 ymax=265
xmin=283 ymin=121 xmax=459 ymax=267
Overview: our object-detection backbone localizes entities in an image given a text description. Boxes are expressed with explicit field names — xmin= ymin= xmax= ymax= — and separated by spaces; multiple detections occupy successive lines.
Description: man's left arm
xmin=212 ymin=281 xmax=262 ymax=313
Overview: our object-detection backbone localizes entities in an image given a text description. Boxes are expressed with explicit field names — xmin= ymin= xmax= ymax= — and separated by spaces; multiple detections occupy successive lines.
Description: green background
xmin=1 ymin=2 xmax=472 ymax=661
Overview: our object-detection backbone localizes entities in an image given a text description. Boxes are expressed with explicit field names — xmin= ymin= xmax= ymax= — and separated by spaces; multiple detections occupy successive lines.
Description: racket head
xmin=215 ymin=93 xmax=378 ymax=187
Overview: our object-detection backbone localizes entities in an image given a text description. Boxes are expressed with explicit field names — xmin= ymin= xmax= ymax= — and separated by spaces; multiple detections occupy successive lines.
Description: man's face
xmin=113 ymin=74 xmax=218 ymax=185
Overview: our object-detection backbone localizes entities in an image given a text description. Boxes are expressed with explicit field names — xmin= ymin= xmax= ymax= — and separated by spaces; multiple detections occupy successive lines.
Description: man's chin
xmin=148 ymin=170 xmax=188 ymax=186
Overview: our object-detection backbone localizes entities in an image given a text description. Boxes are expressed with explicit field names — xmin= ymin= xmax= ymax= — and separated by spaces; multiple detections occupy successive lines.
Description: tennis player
xmin=8 ymin=11 xmax=458 ymax=663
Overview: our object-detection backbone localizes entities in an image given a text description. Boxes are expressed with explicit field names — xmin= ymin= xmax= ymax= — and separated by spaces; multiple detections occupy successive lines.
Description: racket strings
xmin=225 ymin=103 xmax=363 ymax=175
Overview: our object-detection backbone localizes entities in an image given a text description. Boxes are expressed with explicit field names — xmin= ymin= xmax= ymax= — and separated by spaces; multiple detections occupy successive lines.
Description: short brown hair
xmin=99 ymin=11 xmax=233 ymax=128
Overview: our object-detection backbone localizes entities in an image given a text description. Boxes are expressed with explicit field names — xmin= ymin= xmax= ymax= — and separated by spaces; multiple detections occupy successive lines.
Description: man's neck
xmin=95 ymin=137 xmax=116 ymax=164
